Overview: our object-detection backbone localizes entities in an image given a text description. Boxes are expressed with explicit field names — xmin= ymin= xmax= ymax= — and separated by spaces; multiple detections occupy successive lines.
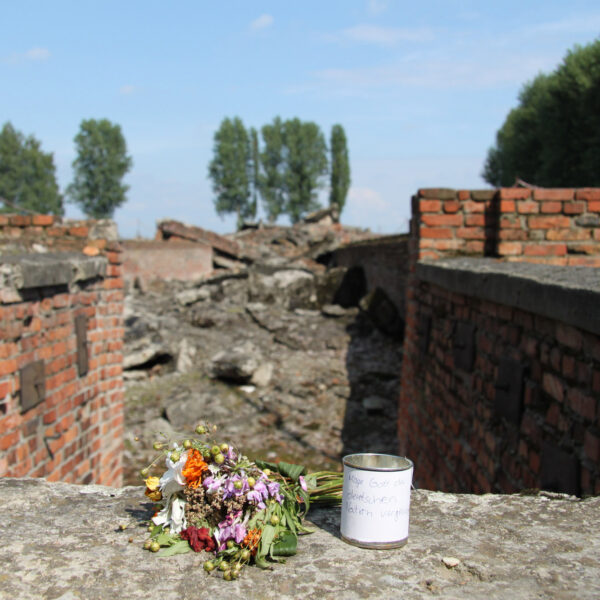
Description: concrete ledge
xmin=417 ymin=258 xmax=600 ymax=335
xmin=0 ymin=252 xmax=107 ymax=302
xmin=1 ymin=478 xmax=599 ymax=599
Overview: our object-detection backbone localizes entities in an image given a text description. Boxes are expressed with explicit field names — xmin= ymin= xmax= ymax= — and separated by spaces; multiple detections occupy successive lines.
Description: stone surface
xmin=1 ymin=478 xmax=599 ymax=599
xmin=417 ymin=258 xmax=600 ymax=335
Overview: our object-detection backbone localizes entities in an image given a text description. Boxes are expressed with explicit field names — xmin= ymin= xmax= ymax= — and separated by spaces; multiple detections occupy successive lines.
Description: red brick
xmin=422 ymin=214 xmax=463 ymax=227
xmin=584 ymin=431 xmax=600 ymax=462
xmin=457 ymin=190 xmax=470 ymax=200
xmin=499 ymin=188 xmax=531 ymax=200
xmin=497 ymin=242 xmax=523 ymax=256
xmin=0 ymin=429 xmax=19 ymax=451
xmin=498 ymin=229 xmax=528 ymax=240
xmin=540 ymin=201 xmax=562 ymax=214
xmin=499 ymin=216 xmax=522 ymax=229
xmin=563 ymin=201 xmax=585 ymax=215
xmin=499 ymin=200 xmax=515 ymax=212
xmin=419 ymin=199 xmax=442 ymax=213
xmin=575 ymin=188 xmax=600 ymax=201
xmin=0 ymin=359 xmax=18 ymax=377
xmin=463 ymin=201 xmax=485 ymax=213
xmin=443 ymin=200 xmax=461 ymax=213
xmin=32 ymin=214 xmax=54 ymax=226
xmin=465 ymin=214 xmax=485 ymax=227
xmin=0 ymin=215 xmax=9 ymax=226
xmin=523 ymin=244 xmax=567 ymax=257
xmin=456 ymin=227 xmax=485 ymax=240
xmin=516 ymin=200 xmax=540 ymax=214
xmin=589 ymin=201 xmax=600 ymax=213
xmin=420 ymin=228 xmax=453 ymax=239
xmin=69 ymin=226 xmax=89 ymax=237
xmin=9 ymin=215 xmax=31 ymax=226
xmin=567 ymin=389 xmax=596 ymax=421
xmin=542 ymin=372 xmax=564 ymax=402
xmin=546 ymin=228 xmax=591 ymax=241
xmin=533 ymin=189 xmax=574 ymax=201
xmin=556 ymin=323 xmax=583 ymax=351
xmin=528 ymin=216 xmax=571 ymax=229
xmin=465 ymin=241 xmax=484 ymax=253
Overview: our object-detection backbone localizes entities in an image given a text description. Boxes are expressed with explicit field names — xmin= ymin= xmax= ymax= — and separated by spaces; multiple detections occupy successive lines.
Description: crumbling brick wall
xmin=0 ymin=215 xmax=124 ymax=486
xmin=416 ymin=187 xmax=600 ymax=265
xmin=400 ymin=188 xmax=600 ymax=496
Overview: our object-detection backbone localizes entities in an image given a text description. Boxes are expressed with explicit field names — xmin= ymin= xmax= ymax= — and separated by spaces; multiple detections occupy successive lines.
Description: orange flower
xmin=182 ymin=449 xmax=208 ymax=488
xmin=241 ymin=528 xmax=262 ymax=556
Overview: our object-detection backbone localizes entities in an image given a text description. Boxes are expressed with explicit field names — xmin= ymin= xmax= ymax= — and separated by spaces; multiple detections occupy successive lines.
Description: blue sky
xmin=2 ymin=1 xmax=599 ymax=238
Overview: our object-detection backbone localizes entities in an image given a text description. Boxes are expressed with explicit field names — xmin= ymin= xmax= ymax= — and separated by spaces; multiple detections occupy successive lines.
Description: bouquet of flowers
xmin=141 ymin=423 xmax=342 ymax=580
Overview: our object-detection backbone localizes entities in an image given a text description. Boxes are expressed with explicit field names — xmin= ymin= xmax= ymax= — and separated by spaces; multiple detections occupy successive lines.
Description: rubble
xmin=122 ymin=219 xmax=401 ymax=485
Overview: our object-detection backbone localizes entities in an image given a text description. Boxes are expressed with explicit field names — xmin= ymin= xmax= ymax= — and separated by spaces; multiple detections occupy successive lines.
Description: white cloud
xmin=119 ymin=84 xmax=136 ymax=95
xmin=347 ymin=187 xmax=390 ymax=212
xmin=250 ymin=14 xmax=274 ymax=31
xmin=330 ymin=25 xmax=433 ymax=46
xmin=24 ymin=47 xmax=50 ymax=61
xmin=3 ymin=46 xmax=50 ymax=64
xmin=367 ymin=0 xmax=388 ymax=16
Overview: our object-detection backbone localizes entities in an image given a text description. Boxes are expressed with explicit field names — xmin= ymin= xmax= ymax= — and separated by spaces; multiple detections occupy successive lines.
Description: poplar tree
xmin=68 ymin=119 xmax=132 ymax=218
xmin=329 ymin=124 xmax=350 ymax=216
xmin=0 ymin=122 xmax=63 ymax=215
xmin=208 ymin=117 xmax=253 ymax=229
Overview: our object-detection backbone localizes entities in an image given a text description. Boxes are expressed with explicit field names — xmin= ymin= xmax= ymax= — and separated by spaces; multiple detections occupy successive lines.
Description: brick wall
xmin=332 ymin=234 xmax=409 ymax=316
xmin=0 ymin=215 xmax=124 ymax=486
xmin=400 ymin=187 xmax=600 ymax=496
xmin=121 ymin=240 xmax=213 ymax=286
xmin=415 ymin=188 xmax=600 ymax=265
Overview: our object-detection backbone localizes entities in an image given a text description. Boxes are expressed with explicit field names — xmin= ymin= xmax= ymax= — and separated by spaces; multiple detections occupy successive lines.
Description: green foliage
xmin=259 ymin=117 xmax=328 ymax=223
xmin=249 ymin=127 xmax=259 ymax=222
xmin=208 ymin=117 xmax=253 ymax=230
xmin=0 ymin=122 xmax=63 ymax=215
xmin=483 ymin=39 xmax=600 ymax=187
xmin=258 ymin=117 xmax=286 ymax=222
xmin=67 ymin=118 xmax=132 ymax=219
xmin=329 ymin=124 xmax=350 ymax=215
xmin=282 ymin=118 xmax=328 ymax=223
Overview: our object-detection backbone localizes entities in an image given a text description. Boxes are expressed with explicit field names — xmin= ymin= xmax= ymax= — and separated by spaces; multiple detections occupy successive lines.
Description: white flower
xmin=152 ymin=496 xmax=187 ymax=534
xmin=159 ymin=450 xmax=189 ymax=498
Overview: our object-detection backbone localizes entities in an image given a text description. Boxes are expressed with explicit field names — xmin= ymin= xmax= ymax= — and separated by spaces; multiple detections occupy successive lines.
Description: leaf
xmin=254 ymin=555 xmax=273 ymax=570
xmin=154 ymin=531 xmax=183 ymax=547
xmin=257 ymin=524 xmax=276 ymax=559
xmin=157 ymin=540 xmax=191 ymax=557
xmin=276 ymin=461 xmax=306 ymax=482
xmin=271 ymin=530 xmax=298 ymax=557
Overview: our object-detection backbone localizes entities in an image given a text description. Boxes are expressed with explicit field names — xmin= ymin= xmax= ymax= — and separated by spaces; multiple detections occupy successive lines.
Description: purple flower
xmin=299 ymin=476 xmax=307 ymax=492
xmin=203 ymin=476 xmax=222 ymax=494
xmin=267 ymin=481 xmax=280 ymax=497
xmin=247 ymin=490 xmax=266 ymax=509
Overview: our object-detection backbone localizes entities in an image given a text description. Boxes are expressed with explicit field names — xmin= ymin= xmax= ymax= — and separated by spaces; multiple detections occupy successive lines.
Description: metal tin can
xmin=340 ymin=453 xmax=414 ymax=549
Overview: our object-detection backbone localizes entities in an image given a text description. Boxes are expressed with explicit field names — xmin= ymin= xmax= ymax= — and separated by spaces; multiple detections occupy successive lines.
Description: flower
xmin=181 ymin=526 xmax=216 ymax=552
xmin=299 ymin=476 xmax=307 ymax=492
xmin=152 ymin=495 xmax=187 ymax=534
xmin=181 ymin=449 xmax=208 ymax=489
xmin=144 ymin=476 xmax=162 ymax=502
xmin=158 ymin=449 xmax=189 ymax=499
xmin=241 ymin=528 xmax=262 ymax=556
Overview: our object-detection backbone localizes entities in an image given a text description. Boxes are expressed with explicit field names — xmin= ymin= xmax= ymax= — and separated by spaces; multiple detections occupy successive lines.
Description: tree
xmin=329 ymin=124 xmax=350 ymax=217
xmin=67 ymin=118 xmax=132 ymax=218
xmin=259 ymin=117 xmax=328 ymax=223
xmin=259 ymin=117 xmax=286 ymax=222
xmin=208 ymin=117 xmax=253 ymax=229
xmin=248 ymin=127 xmax=260 ymax=222
xmin=483 ymin=40 xmax=600 ymax=187
xmin=0 ymin=122 xmax=63 ymax=215
xmin=282 ymin=118 xmax=328 ymax=223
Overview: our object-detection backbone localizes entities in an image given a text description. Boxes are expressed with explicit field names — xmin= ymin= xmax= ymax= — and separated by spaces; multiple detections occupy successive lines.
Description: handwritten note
xmin=341 ymin=465 xmax=413 ymax=544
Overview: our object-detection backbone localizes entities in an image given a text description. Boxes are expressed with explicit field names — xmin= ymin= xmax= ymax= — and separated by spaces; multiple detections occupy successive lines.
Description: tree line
xmin=483 ymin=39 xmax=600 ymax=187
xmin=209 ymin=117 xmax=350 ymax=228
xmin=0 ymin=119 xmax=132 ymax=218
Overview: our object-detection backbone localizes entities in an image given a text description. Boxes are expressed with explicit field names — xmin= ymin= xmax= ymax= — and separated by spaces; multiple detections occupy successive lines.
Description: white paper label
xmin=340 ymin=464 xmax=413 ymax=544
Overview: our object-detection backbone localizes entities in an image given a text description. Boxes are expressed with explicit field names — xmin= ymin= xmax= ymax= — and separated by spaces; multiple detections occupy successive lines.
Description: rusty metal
xmin=19 ymin=360 xmax=45 ymax=413
xmin=75 ymin=314 xmax=89 ymax=377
